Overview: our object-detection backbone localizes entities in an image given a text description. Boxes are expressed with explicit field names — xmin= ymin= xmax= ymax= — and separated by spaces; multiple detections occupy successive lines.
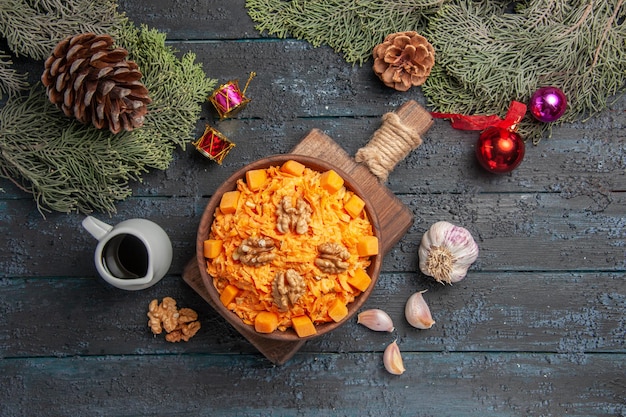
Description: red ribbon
xmin=431 ymin=101 xmax=527 ymax=131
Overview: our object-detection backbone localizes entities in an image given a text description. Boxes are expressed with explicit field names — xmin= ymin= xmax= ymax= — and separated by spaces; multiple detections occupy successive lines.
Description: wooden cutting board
xmin=183 ymin=100 xmax=431 ymax=364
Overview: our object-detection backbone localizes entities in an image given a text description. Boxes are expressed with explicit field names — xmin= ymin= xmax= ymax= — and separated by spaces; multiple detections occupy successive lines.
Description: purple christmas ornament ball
xmin=529 ymin=86 xmax=567 ymax=123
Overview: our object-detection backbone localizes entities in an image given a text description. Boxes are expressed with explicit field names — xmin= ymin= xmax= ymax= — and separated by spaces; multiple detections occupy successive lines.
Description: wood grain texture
xmin=2 ymin=271 xmax=623 ymax=357
xmin=1 ymin=353 xmax=624 ymax=417
xmin=0 ymin=0 xmax=624 ymax=415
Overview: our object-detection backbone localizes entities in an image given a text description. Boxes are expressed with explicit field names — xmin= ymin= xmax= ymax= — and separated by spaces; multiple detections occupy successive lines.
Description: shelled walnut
xmin=165 ymin=308 xmax=201 ymax=342
xmin=147 ymin=298 xmax=201 ymax=343
xmin=233 ymin=237 xmax=276 ymax=266
xmin=272 ymin=269 xmax=306 ymax=311
xmin=147 ymin=297 xmax=179 ymax=334
xmin=276 ymin=196 xmax=312 ymax=234
xmin=315 ymin=242 xmax=351 ymax=274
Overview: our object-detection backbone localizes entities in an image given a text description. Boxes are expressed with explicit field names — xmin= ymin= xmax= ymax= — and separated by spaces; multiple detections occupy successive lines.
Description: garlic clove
xmin=357 ymin=309 xmax=395 ymax=332
xmin=383 ymin=340 xmax=405 ymax=375
xmin=405 ymin=290 xmax=435 ymax=329
xmin=418 ymin=221 xmax=479 ymax=284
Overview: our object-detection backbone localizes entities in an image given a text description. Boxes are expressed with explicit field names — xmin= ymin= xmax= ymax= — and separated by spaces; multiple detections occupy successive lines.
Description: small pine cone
xmin=41 ymin=33 xmax=151 ymax=134
xmin=372 ymin=31 xmax=435 ymax=92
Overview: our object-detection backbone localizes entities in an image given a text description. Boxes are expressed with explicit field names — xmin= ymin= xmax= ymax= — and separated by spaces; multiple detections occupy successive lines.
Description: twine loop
xmin=355 ymin=112 xmax=425 ymax=182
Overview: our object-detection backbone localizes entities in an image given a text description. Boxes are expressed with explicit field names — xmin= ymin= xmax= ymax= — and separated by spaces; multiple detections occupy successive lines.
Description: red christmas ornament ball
xmin=529 ymin=86 xmax=567 ymax=123
xmin=475 ymin=126 xmax=525 ymax=174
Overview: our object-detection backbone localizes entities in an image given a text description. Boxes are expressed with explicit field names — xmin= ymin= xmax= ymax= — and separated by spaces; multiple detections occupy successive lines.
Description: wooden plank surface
xmin=1 ymin=0 xmax=625 ymax=416
xmin=3 ymin=192 xmax=624 ymax=277
xmin=2 ymin=353 xmax=624 ymax=417
xmin=2 ymin=271 xmax=624 ymax=357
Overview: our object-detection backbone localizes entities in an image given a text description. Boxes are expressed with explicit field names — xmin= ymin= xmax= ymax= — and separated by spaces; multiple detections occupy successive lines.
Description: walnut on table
xmin=233 ymin=236 xmax=276 ymax=266
xmin=276 ymin=196 xmax=312 ymax=235
xmin=315 ymin=242 xmax=351 ymax=274
xmin=147 ymin=298 xmax=201 ymax=343
xmin=147 ymin=297 xmax=178 ymax=334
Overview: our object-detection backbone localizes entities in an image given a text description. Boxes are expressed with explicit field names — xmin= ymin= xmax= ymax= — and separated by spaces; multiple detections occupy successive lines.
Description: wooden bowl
xmin=196 ymin=154 xmax=382 ymax=342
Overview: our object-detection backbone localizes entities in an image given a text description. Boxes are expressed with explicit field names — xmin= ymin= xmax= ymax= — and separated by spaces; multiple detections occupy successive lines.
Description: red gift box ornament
xmin=193 ymin=125 xmax=235 ymax=164
xmin=209 ymin=72 xmax=256 ymax=119
xmin=431 ymin=101 xmax=527 ymax=174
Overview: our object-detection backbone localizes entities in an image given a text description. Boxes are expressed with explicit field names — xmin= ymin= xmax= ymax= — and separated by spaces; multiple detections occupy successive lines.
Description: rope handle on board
xmin=355 ymin=101 xmax=433 ymax=182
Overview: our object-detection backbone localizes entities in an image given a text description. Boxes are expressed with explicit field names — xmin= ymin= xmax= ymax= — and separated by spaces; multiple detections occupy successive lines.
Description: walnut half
xmin=276 ymin=196 xmax=312 ymax=234
xmin=315 ymin=242 xmax=351 ymax=274
xmin=147 ymin=297 xmax=179 ymax=334
xmin=147 ymin=298 xmax=201 ymax=343
xmin=233 ymin=237 xmax=276 ymax=266
xmin=272 ymin=269 xmax=306 ymax=311
xmin=166 ymin=320 xmax=201 ymax=343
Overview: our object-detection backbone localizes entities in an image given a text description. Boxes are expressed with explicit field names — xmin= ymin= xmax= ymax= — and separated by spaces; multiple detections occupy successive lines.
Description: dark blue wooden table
xmin=1 ymin=1 xmax=625 ymax=416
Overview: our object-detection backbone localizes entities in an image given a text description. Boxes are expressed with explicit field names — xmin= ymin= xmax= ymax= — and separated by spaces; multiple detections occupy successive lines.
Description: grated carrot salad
xmin=206 ymin=164 xmax=375 ymax=332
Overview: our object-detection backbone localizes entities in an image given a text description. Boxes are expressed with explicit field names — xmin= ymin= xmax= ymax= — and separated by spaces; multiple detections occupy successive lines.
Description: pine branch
xmin=245 ymin=0 xmax=626 ymax=143
xmin=0 ymin=87 xmax=139 ymax=214
xmin=117 ymin=24 xmax=216 ymax=151
xmin=245 ymin=0 xmax=446 ymax=64
xmin=422 ymin=0 xmax=626 ymax=143
xmin=0 ymin=0 xmax=124 ymax=60
xmin=0 ymin=22 xmax=216 ymax=214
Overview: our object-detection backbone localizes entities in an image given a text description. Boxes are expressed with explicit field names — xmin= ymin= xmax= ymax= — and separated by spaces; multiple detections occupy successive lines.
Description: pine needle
xmin=0 ymin=50 xmax=28 ymax=99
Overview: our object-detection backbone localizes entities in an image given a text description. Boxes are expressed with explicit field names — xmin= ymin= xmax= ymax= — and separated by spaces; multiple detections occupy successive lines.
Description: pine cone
xmin=41 ymin=33 xmax=151 ymax=134
xmin=372 ymin=31 xmax=435 ymax=92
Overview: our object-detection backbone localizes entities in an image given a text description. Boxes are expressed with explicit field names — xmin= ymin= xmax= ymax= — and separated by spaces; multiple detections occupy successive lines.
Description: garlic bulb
xmin=418 ymin=221 xmax=479 ymax=284
xmin=405 ymin=290 xmax=435 ymax=329
xmin=357 ymin=309 xmax=395 ymax=332
xmin=383 ymin=340 xmax=405 ymax=375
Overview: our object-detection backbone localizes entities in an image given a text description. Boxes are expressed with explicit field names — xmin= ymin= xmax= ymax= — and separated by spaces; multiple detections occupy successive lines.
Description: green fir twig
xmin=0 ymin=0 xmax=124 ymax=60
xmin=423 ymin=0 xmax=626 ymax=143
xmin=245 ymin=0 xmax=626 ymax=143
xmin=245 ymin=0 xmax=446 ymax=65
xmin=0 ymin=21 xmax=216 ymax=214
